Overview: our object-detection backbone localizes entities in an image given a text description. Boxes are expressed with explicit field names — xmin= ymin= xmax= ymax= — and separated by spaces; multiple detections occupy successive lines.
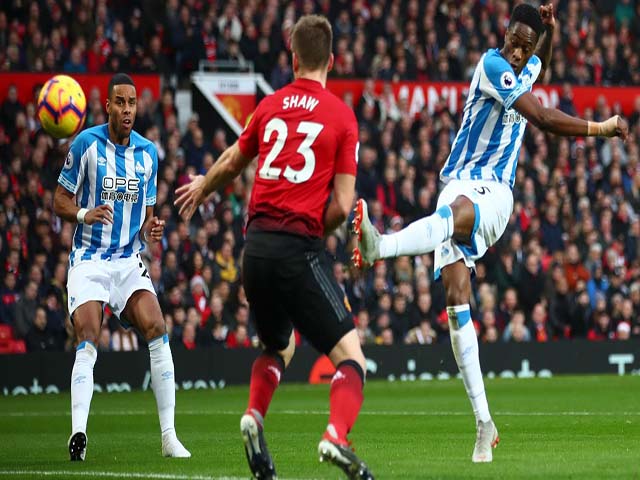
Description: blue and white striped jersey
xmin=58 ymin=124 xmax=158 ymax=265
xmin=440 ymin=49 xmax=542 ymax=188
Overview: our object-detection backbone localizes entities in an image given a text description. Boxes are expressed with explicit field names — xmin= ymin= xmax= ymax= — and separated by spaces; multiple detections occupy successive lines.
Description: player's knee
xmin=142 ymin=323 xmax=166 ymax=342
xmin=445 ymin=280 xmax=470 ymax=306
xmin=75 ymin=327 xmax=99 ymax=346
xmin=329 ymin=329 xmax=366 ymax=374
xmin=73 ymin=320 xmax=100 ymax=345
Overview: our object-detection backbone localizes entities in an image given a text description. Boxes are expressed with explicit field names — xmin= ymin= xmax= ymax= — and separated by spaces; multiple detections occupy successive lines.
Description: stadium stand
xmin=0 ymin=0 xmax=639 ymax=353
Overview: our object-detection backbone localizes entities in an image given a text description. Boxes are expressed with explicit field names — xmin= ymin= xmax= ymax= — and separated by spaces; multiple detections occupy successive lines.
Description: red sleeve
xmin=335 ymin=107 xmax=359 ymax=176
xmin=237 ymin=101 xmax=264 ymax=159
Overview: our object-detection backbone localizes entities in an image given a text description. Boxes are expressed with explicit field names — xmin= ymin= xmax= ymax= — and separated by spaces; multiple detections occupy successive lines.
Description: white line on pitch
xmin=0 ymin=471 xmax=320 ymax=480
xmin=0 ymin=471 xmax=231 ymax=480
xmin=4 ymin=410 xmax=640 ymax=417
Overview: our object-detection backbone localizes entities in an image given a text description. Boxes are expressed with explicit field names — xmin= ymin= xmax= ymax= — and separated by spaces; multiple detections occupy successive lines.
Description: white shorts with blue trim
xmin=67 ymin=253 xmax=156 ymax=319
xmin=434 ymin=179 xmax=513 ymax=279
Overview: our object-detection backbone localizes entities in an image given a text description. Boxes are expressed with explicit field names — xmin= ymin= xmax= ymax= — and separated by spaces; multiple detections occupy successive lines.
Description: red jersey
xmin=238 ymin=78 xmax=359 ymax=238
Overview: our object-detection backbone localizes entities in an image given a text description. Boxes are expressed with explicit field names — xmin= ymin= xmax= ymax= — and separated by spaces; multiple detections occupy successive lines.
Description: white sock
xmin=379 ymin=205 xmax=454 ymax=258
xmin=71 ymin=341 xmax=97 ymax=434
xmin=149 ymin=334 xmax=176 ymax=435
xmin=448 ymin=305 xmax=491 ymax=423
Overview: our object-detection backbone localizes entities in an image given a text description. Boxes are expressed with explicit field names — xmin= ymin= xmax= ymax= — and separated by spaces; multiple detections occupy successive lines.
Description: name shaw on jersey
xmin=282 ymin=94 xmax=319 ymax=112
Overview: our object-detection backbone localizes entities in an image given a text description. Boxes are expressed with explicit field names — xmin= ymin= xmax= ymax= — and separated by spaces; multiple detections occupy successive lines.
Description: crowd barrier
xmin=2 ymin=340 xmax=638 ymax=396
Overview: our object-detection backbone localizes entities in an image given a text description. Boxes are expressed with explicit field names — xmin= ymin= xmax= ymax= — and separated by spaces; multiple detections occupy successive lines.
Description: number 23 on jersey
xmin=258 ymin=118 xmax=323 ymax=184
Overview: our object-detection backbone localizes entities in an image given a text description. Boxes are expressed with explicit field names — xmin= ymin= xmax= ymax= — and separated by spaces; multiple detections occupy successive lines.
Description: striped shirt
xmin=58 ymin=124 xmax=158 ymax=265
xmin=440 ymin=49 xmax=542 ymax=188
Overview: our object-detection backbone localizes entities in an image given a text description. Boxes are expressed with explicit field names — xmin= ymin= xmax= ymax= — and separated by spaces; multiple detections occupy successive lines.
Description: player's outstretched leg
xmin=352 ymin=199 xmax=454 ymax=267
xmin=241 ymin=352 xmax=283 ymax=479
xmin=148 ymin=334 xmax=190 ymax=458
xmin=319 ymin=339 xmax=374 ymax=479
xmin=447 ymin=305 xmax=499 ymax=462
xmin=69 ymin=340 xmax=97 ymax=461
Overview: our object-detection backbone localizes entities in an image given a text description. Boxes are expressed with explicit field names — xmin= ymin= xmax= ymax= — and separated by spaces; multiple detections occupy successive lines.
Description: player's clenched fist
xmin=588 ymin=115 xmax=629 ymax=140
xmin=143 ymin=216 xmax=165 ymax=243
xmin=84 ymin=204 xmax=113 ymax=225
xmin=539 ymin=4 xmax=555 ymax=28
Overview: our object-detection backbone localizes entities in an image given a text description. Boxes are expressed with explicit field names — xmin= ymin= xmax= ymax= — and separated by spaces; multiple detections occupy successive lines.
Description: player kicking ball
xmin=352 ymin=3 xmax=627 ymax=463
xmin=54 ymin=73 xmax=190 ymax=461
xmin=175 ymin=15 xmax=373 ymax=480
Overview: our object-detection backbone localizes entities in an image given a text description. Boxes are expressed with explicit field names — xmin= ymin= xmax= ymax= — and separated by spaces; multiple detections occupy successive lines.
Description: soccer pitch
xmin=0 ymin=375 xmax=638 ymax=479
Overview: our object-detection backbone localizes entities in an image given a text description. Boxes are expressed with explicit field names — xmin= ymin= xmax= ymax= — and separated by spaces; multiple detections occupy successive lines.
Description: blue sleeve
xmin=146 ymin=145 xmax=158 ymax=206
xmin=480 ymin=53 xmax=529 ymax=110
xmin=58 ymin=134 xmax=86 ymax=194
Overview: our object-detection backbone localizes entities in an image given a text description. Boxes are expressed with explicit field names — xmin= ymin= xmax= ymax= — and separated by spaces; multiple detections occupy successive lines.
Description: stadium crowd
xmin=1 ymin=0 xmax=640 ymax=353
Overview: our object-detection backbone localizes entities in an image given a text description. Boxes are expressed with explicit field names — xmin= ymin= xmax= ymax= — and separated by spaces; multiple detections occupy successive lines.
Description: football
xmin=37 ymin=75 xmax=87 ymax=139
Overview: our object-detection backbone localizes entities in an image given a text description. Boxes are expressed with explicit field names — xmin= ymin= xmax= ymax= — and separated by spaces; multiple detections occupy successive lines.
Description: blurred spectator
xmin=111 ymin=325 xmax=139 ymax=351
xmin=178 ymin=321 xmax=197 ymax=350
xmin=13 ymin=280 xmax=38 ymax=339
xmin=405 ymin=319 xmax=437 ymax=345
xmin=26 ymin=306 xmax=61 ymax=351
xmin=616 ymin=321 xmax=631 ymax=340
xmin=502 ymin=311 xmax=531 ymax=343
xmin=270 ymin=51 xmax=293 ymax=90
xmin=588 ymin=311 xmax=615 ymax=340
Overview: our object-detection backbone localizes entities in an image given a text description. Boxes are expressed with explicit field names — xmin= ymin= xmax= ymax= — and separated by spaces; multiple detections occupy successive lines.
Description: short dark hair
xmin=510 ymin=4 xmax=544 ymax=36
xmin=108 ymin=73 xmax=135 ymax=100
xmin=290 ymin=15 xmax=332 ymax=71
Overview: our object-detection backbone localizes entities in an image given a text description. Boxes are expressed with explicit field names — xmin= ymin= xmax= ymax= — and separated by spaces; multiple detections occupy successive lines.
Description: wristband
xmin=76 ymin=208 xmax=88 ymax=224
xmin=142 ymin=230 xmax=150 ymax=243
xmin=588 ymin=117 xmax=618 ymax=136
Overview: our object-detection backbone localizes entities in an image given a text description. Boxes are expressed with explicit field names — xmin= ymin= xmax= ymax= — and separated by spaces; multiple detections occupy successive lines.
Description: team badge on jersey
xmin=135 ymin=162 xmax=146 ymax=174
xmin=500 ymin=71 xmax=516 ymax=89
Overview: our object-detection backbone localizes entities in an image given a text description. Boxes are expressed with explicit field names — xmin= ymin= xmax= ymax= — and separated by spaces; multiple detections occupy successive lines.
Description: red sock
xmin=323 ymin=360 xmax=364 ymax=445
xmin=246 ymin=353 xmax=283 ymax=426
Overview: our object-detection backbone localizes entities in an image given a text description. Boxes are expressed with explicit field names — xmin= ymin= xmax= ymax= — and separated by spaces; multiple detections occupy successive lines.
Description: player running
xmin=352 ymin=3 xmax=627 ymax=463
xmin=54 ymin=73 xmax=190 ymax=461
xmin=175 ymin=15 xmax=373 ymax=480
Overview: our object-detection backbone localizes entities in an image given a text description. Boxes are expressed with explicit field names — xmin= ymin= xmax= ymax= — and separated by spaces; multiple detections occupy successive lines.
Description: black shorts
xmin=243 ymin=230 xmax=353 ymax=355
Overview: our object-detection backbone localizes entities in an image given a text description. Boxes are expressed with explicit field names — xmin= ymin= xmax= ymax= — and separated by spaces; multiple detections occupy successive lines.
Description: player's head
xmin=290 ymin=15 xmax=334 ymax=76
xmin=106 ymin=73 xmax=136 ymax=141
xmin=504 ymin=4 xmax=544 ymax=74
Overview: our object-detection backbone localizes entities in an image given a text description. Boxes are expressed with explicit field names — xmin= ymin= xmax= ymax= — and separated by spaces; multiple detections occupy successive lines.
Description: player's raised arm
xmin=513 ymin=92 xmax=628 ymax=140
xmin=534 ymin=3 xmax=555 ymax=82
xmin=174 ymin=141 xmax=252 ymax=221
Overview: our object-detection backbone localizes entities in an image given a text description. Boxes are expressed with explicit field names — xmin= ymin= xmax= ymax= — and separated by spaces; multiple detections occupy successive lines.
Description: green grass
xmin=1 ymin=375 xmax=639 ymax=479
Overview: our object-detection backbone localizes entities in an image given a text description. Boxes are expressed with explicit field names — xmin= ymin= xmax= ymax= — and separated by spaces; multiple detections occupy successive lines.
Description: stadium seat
xmin=0 ymin=324 xmax=14 ymax=341
xmin=11 ymin=340 xmax=26 ymax=354
xmin=0 ymin=325 xmax=14 ymax=354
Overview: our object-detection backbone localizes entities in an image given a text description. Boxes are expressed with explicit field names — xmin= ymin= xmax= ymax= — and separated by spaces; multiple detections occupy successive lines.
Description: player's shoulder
xmin=482 ymin=49 xmax=511 ymax=74
xmin=73 ymin=124 xmax=107 ymax=146
xmin=319 ymin=88 xmax=357 ymax=124
xmin=130 ymin=130 xmax=157 ymax=155
xmin=481 ymin=49 xmax=519 ymax=88
xmin=526 ymin=54 xmax=542 ymax=68
xmin=130 ymin=129 xmax=154 ymax=148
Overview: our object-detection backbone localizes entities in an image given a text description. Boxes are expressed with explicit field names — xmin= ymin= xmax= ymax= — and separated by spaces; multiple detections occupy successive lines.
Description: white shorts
xmin=434 ymin=180 xmax=513 ymax=279
xmin=67 ymin=254 xmax=156 ymax=319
